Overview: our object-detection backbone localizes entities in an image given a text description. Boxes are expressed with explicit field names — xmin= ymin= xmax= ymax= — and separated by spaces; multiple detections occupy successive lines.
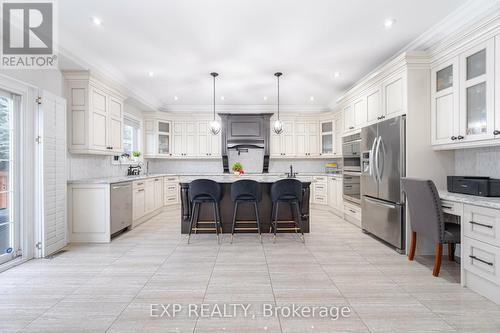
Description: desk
xmin=439 ymin=191 xmax=500 ymax=305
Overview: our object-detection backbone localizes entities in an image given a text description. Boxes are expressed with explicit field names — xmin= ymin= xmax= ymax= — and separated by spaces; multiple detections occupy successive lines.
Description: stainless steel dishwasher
xmin=110 ymin=181 xmax=133 ymax=235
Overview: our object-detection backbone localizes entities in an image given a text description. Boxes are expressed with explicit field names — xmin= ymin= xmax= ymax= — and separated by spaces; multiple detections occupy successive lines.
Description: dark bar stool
xmin=188 ymin=179 xmax=222 ymax=244
xmin=230 ymin=180 xmax=262 ymax=243
xmin=270 ymin=179 xmax=305 ymax=243
xmin=402 ymin=178 xmax=461 ymax=277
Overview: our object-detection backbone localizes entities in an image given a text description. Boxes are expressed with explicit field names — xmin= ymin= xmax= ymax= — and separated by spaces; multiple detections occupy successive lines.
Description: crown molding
xmin=158 ymin=104 xmax=331 ymax=113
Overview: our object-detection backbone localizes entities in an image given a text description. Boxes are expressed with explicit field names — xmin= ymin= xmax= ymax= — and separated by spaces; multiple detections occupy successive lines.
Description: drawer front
xmin=314 ymin=183 xmax=327 ymax=195
xmin=441 ymin=200 xmax=463 ymax=216
xmin=133 ymin=180 xmax=145 ymax=189
xmin=344 ymin=202 xmax=361 ymax=220
xmin=164 ymin=177 xmax=178 ymax=182
xmin=463 ymin=236 xmax=500 ymax=286
xmin=314 ymin=195 xmax=327 ymax=204
xmin=164 ymin=196 xmax=178 ymax=205
xmin=464 ymin=204 xmax=500 ymax=247
xmin=164 ymin=183 xmax=178 ymax=196
xmin=314 ymin=176 xmax=327 ymax=182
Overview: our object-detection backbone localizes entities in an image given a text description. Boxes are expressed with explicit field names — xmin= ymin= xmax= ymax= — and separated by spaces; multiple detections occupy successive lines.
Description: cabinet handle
xmin=494 ymin=130 xmax=500 ymax=135
xmin=137 ymin=189 xmax=144 ymax=192
xmin=469 ymin=255 xmax=493 ymax=266
xmin=457 ymin=135 xmax=464 ymax=140
xmin=349 ymin=209 xmax=356 ymax=214
xmin=450 ymin=136 xmax=457 ymax=141
xmin=441 ymin=205 xmax=453 ymax=210
xmin=469 ymin=221 xmax=493 ymax=229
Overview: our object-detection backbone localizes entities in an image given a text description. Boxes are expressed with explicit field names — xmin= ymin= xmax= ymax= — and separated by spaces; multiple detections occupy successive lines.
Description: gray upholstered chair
xmin=401 ymin=178 xmax=460 ymax=277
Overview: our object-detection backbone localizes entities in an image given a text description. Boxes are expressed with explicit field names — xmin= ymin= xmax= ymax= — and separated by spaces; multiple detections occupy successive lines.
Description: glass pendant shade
xmin=209 ymin=119 xmax=221 ymax=135
xmin=273 ymin=119 xmax=283 ymax=134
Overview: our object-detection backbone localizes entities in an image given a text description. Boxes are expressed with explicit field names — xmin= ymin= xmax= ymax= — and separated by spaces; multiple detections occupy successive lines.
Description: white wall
xmin=454 ymin=147 xmax=500 ymax=178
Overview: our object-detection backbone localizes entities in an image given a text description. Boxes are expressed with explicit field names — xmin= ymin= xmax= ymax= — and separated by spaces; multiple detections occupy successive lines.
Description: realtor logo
xmin=1 ymin=1 xmax=57 ymax=68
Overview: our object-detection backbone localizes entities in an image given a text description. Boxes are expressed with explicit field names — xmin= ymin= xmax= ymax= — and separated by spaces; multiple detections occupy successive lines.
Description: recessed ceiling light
xmin=91 ymin=16 xmax=102 ymax=26
xmin=263 ymin=96 xmax=268 ymax=101
xmin=148 ymin=71 xmax=154 ymax=77
xmin=310 ymin=96 xmax=315 ymax=101
xmin=333 ymin=71 xmax=341 ymax=78
xmin=173 ymin=96 xmax=178 ymax=101
xmin=384 ymin=18 xmax=396 ymax=29
xmin=220 ymin=96 xmax=225 ymax=101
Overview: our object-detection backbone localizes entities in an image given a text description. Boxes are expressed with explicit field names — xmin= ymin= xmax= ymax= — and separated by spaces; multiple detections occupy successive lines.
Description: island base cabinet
xmin=68 ymin=184 xmax=110 ymax=243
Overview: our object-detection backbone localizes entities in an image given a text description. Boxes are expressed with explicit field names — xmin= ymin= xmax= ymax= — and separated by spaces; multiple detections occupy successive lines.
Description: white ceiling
xmin=57 ymin=0 xmax=469 ymax=110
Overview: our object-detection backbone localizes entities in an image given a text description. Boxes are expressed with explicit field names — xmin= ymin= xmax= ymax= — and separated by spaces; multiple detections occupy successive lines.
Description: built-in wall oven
xmin=342 ymin=133 xmax=361 ymax=205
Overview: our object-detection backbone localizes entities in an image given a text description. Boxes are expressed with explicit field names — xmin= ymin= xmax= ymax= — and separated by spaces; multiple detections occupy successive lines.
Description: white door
xmin=145 ymin=180 xmax=155 ymax=213
xmin=383 ymin=74 xmax=406 ymax=118
xmin=334 ymin=115 xmax=343 ymax=156
xmin=344 ymin=105 xmax=354 ymax=132
xmin=295 ymin=121 xmax=307 ymax=156
xmin=172 ymin=122 xmax=184 ymax=156
xmin=335 ymin=178 xmax=343 ymax=210
xmin=39 ymin=90 xmax=67 ymax=257
xmin=307 ymin=121 xmax=319 ymax=156
xmin=431 ymin=59 xmax=460 ymax=145
xmin=89 ymin=87 xmax=107 ymax=151
xmin=197 ymin=121 xmax=209 ymax=157
xmin=459 ymin=38 xmax=495 ymax=142
xmin=184 ymin=122 xmax=197 ymax=156
xmin=366 ymin=88 xmax=382 ymax=123
xmin=282 ymin=120 xmax=295 ymax=157
xmin=107 ymin=98 xmax=123 ymax=153
xmin=154 ymin=178 xmax=163 ymax=210
xmin=133 ymin=188 xmax=145 ymax=220
xmin=0 ymin=90 xmax=21 ymax=264
xmin=353 ymin=97 xmax=367 ymax=128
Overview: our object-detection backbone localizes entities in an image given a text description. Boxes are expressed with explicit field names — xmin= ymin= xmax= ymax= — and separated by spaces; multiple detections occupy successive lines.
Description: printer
xmin=447 ymin=176 xmax=500 ymax=197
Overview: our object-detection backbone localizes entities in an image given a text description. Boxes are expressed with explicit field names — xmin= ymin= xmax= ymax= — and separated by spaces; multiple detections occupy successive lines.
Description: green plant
xmin=232 ymin=162 xmax=243 ymax=172
xmin=132 ymin=151 xmax=141 ymax=158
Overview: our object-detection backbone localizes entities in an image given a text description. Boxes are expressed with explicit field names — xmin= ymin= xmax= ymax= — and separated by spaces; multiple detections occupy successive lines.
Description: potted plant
xmin=132 ymin=151 xmax=141 ymax=162
xmin=232 ymin=162 xmax=244 ymax=176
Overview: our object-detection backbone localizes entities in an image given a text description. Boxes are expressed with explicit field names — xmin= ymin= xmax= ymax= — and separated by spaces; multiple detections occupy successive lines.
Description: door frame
xmin=0 ymin=74 xmax=38 ymax=272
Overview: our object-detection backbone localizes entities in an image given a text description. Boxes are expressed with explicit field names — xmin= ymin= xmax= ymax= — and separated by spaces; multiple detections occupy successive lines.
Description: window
xmin=123 ymin=116 xmax=140 ymax=155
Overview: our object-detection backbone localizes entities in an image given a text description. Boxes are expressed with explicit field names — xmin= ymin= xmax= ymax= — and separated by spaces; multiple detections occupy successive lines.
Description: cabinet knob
xmin=457 ymin=135 xmax=464 ymax=140
xmin=450 ymin=136 xmax=457 ymax=141
xmin=494 ymin=130 xmax=500 ymax=135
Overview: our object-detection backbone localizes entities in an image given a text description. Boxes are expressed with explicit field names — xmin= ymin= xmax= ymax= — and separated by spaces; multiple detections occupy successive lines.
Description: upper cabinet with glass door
xmin=459 ymin=38 xmax=495 ymax=142
xmin=320 ymin=120 xmax=334 ymax=156
xmin=157 ymin=121 xmax=172 ymax=156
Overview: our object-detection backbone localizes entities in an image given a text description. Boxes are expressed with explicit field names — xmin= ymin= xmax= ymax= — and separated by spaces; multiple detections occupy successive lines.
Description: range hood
xmin=219 ymin=113 xmax=273 ymax=173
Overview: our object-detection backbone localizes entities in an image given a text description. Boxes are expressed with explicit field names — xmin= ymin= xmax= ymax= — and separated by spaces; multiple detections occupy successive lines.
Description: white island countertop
xmin=439 ymin=191 xmax=500 ymax=210
xmin=67 ymin=172 xmax=336 ymax=185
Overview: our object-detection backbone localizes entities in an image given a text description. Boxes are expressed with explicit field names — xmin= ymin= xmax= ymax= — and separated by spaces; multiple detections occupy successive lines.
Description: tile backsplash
xmin=67 ymin=154 xmax=130 ymax=180
xmin=454 ymin=146 xmax=500 ymax=178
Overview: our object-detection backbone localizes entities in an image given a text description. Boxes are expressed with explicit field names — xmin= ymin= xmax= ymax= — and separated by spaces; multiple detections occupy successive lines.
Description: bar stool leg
xmin=213 ymin=202 xmax=220 ymax=244
xmin=194 ymin=202 xmax=201 ymax=234
xmin=253 ymin=201 xmax=262 ymax=243
xmin=269 ymin=203 xmax=275 ymax=233
xmin=273 ymin=202 xmax=279 ymax=243
xmin=216 ymin=203 xmax=223 ymax=235
xmin=231 ymin=201 xmax=239 ymax=243
xmin=188 ymin=202 xmax=198 ymax=244
xmin=294 ymin=201 xmax=305 ymax=243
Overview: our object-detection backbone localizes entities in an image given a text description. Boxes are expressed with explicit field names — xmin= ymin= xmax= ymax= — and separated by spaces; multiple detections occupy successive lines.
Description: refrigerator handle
xmin=369 ymin=138 xmax=377 ymax=179
xmin=378 ymin=137 xmax=385 ymax=182
xmin=364 ymin=196 xmax=397 ymax=209
xmin=374 ymin=136 xmax=382 ymax=183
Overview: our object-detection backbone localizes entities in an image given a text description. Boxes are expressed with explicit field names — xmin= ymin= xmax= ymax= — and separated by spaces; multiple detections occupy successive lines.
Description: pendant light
xmin=209 ymin=72 xmax=221 ymax=135
xmin=273 ymin=72 xmax=283 ymax=134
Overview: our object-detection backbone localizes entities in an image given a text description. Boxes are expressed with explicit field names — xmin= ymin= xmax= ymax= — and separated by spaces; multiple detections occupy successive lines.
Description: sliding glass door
xmin=0 ymin=89 xmax=19 ymax=265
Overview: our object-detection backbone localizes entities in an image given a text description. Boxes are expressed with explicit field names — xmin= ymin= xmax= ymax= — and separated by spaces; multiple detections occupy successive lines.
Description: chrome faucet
xmin=286 ymin=165 xmax=297 ymax=178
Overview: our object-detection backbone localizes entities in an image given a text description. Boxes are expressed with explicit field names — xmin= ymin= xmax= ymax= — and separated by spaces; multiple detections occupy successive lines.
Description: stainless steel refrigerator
xmin=361 ymin=115 xmax=406 ymax=252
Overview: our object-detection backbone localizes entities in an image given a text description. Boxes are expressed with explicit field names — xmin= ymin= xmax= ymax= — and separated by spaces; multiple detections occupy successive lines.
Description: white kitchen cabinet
xmin=145 ymin=179 xmax=155 ymax=214
xmin=327 ymin=176 xmax=343 ymax=214
xmin=153 ymin=177 xmax=164 ymax=210
xmin=172 ymin=121 xmax=198 ymax=157
xmin=164 ymin=176 xmax=179 ymax=206
xmin=353 ymin=97 xmax=367 ymax=128
xmin=197 ymin=121 xmax=221 ymax=157
xmin=343 ymin=104 xmax=355 ymax=132
xmin=295 ymin=120 xmax=319 ymax=157
xmin=270 ymin=119 xmax=295 ymax=157
xmin=383 ymin=72 xmax=406 ymax=118
xmin=64 ymin=71 xmax=125 ymax=155
xmin=459 ymin=38 xmax=495 ymax=143
xmin=431 ymin=58 xmax=460 ymax=145
xmin=366 ymin=87 xmax=382 ymax=123
xmin=312 ymin=176 xmax=328 ymax=205
xmin=133 ymin=183 xmax=146 ymax=221
xmin=334 ymin=113 xmax=343 ymax=156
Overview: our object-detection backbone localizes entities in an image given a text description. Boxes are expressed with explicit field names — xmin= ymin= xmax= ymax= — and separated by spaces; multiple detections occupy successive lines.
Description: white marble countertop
xmin=67 ymin=172 xmax=339 ymax=185
xmin=439 ymin=191 xmax=500 ymax=210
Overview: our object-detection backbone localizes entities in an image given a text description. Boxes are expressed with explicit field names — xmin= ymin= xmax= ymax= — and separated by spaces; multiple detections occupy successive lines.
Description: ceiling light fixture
xmin=273 ymin=72 xmax=283 ymax=135
xmin=310 ymin=96 xmax=315 ymax=101
xmin=384 ymin=18 xmax=396 ymax=29
xmin=209 ymin=72 xmax=221 ymax=135
xmin=333 ymin=71 xmax=341 ymax=78
xmin=173 ymin=96 xmax=178 ymax=101
xmin=220 ymin=96 xmax=225 ymax=101
xmin=263 ymin=96 xmax=268 ymax=101
xmin=148 ymin=71 xmax=154 ymax=77
xmin=91 ymin=16 xmax=102 ymax=26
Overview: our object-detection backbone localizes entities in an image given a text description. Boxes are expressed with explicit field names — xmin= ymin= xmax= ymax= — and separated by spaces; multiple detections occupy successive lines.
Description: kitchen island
xmin=179 ymin=175 xmax=312 ymax=234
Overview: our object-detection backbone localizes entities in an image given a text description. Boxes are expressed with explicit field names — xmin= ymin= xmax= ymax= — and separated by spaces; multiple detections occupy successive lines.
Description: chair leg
xmin=231 ymin=201 xmax=238 ymax=243
xmin=216 ymin=203 xmax=223 ymax=235
xmin=433 ymin=243 xmax=443 ymax=277
xmin=448 ymin=243 xmax=455 ymax=261
xmin=409 ymin=231 xmax=417 ymax=261
xmin=187 ymin=202 xmax=198 ymax=244
xmin=213 ymin=202 xmax=220 ymax=244
xmin=194 ymin=202 xmax=201 ymax=235
xmin=269 ymin=202 xmax=275 ymax=233
xmin=293 ymin=201 xmax=305 ymax=243
xmin=253 ymin=201 xmax=262 ymax=243
xmin=273 ymin=202 xmax=279 ymax=243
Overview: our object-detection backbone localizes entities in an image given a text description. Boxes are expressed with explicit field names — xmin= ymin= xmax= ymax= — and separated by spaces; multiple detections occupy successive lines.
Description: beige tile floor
xmin=1 ymin=207 xmax=500 ymax=332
